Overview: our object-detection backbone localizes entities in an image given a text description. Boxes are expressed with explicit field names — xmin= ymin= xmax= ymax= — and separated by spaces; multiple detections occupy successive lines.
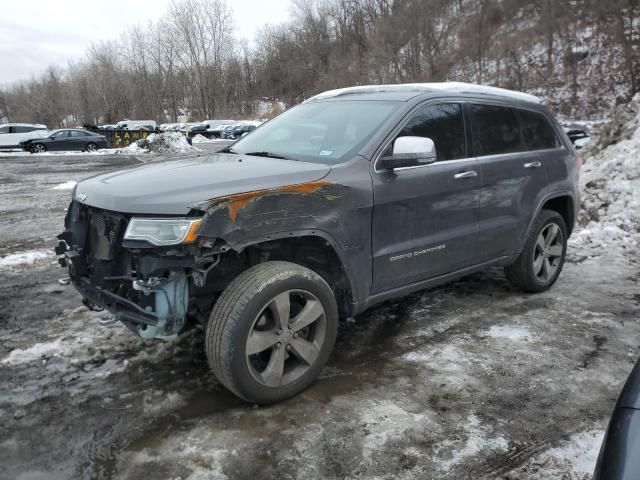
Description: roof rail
xmin=306 ymin=81 xmax=541 ymax=104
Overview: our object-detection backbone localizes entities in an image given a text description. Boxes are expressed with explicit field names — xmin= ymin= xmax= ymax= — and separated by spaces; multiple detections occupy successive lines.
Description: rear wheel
xmin=505 ymin=209 xmax=567 ymax=292
xmin=31 ymin=143 xmax=46 ymax=154
xmin=85 ymin=142 xmax=98 ymax=152
xmin=206 ymin=261 xmax=338 ymax=404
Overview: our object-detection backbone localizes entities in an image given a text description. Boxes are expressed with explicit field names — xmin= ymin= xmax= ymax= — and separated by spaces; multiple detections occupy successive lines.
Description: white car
xmin=0 ymin=123 xmax=48 ymax=149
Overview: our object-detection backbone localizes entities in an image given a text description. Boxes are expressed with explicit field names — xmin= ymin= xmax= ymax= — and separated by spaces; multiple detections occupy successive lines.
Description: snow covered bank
xmin=572 ymin=96 xmax=640 ymax=250
xmin=116 ymin=132 xmax=197 ymax=154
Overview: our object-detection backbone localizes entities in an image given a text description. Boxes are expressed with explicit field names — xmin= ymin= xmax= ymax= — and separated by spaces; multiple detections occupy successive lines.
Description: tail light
xmin=576 ymin=155 xmax=583 ymax=168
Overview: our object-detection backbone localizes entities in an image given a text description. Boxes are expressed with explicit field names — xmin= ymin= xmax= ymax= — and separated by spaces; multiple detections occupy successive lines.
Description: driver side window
xmin=386 ymin=103 xmax=467 ymax=162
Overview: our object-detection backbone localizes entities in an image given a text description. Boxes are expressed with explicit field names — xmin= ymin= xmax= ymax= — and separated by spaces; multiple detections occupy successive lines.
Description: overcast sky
xmin=0 ymin=0 xmax=291 ymax=86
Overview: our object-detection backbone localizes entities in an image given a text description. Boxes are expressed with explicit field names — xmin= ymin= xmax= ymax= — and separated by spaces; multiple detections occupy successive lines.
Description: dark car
xmin=222 ymin=124 xmax=257 ymax=140
xmin=593 ymin=358 xmax=640 ymax=479
xmin=21 ymin=129 xmax=108 ymax=153
xmin=56 ymin=82 xmax=579 ymax=404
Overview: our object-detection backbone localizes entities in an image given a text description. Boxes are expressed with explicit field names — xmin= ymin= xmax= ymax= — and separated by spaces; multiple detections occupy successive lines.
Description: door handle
xmin=524 ymin=161 xmax=542 ymax=168
xmin=454 ymin=170 xmax=478 ymax=179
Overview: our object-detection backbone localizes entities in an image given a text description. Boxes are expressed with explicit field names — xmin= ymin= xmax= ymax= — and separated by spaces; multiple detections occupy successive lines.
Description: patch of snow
xmin=0 ymin=250 xmax=52 ymax=269
xmin=360 ymin=400 xmax=429 ymax=458
xmin=510 ymin=429 xmax=605 ymax=479
xmin=1 ymin=339 xmax=64 ymax=365
xmin=546 ymin=430 xmax=604 ymax=475
xmin=436 ymin=415 xmax=509 ymax=472
xmin=482 ymin=325 xmax=532 ymax=341
xmin=50 ymin=181 xmax=77 ymax=190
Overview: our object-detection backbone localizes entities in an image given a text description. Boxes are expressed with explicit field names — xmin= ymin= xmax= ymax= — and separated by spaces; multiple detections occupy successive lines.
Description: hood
xmin=74 ymin=153 xmax=332 ymax=214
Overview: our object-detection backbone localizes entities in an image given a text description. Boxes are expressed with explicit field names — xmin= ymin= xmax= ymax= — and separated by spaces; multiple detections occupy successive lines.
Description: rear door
xmin=69 ymin=130 xmax=88 ymax=150
xmin=469 ymin=104 xmax=550 ymax=262
xmin=371 ymin=102 xmax=480 ymax=292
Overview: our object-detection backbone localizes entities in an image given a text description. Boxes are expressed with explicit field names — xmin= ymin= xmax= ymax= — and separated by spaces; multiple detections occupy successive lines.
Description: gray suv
xmin=57 ymin=83 xmax=580 ymax=404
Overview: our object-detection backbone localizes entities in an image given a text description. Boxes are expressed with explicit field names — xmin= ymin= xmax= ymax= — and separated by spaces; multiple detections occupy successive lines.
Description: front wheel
xmin=206 ymin=261 xmax=338 ymax=404
xmin=505 ymin=209 xmax=568 ymax=293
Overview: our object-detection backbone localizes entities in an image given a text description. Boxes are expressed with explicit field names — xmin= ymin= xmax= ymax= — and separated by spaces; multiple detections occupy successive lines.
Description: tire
xmin=85 ymin=142 xmax=98 ymax=152
xmin=31 ymin=143 xmax=46 ymax=154
xmin=206 ymin=261 xmax=338 ymax=404
xmin=505 ymin=209 xmax=568 ymax=293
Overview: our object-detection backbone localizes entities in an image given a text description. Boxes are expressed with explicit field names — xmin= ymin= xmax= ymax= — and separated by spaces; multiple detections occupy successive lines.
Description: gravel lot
xmin=0 ymin=152 xmax=638 ymax=480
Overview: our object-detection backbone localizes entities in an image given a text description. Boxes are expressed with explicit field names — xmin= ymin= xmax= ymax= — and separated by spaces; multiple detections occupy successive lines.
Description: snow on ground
xmin=0 ymin=250 xmax=52 ymax=269
xmin=507 ymin=430 xmax=605 ymax=479
xmin=50 ymin=180 xmax=77 ymax=190
xmin=481 ymin=324 xmax=533 ymax=341
xmin=191 ymin=134 xmax=230 ymax=144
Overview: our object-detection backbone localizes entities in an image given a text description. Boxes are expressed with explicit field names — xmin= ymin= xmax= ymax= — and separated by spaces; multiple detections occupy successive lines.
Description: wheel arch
xmin=526 ymin=192 xmax=577 ymax=241
xmin=229 ymin=230 xmax=359 ymax=318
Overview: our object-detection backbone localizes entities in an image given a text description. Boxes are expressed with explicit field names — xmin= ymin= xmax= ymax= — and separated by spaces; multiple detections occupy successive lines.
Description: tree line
xmin=0 ymin=0 xmax=637 ymax=127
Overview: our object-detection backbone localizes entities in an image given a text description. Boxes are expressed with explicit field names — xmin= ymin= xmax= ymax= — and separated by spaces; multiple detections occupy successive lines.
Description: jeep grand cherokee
xmin=57 ymin=82 xmax=580 ymax=404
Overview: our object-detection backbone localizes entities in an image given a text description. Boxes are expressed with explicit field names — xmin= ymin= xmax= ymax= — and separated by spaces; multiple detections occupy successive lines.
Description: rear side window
xmin=0 ymin=126 xmax=9 ymax=134
xmin=70 ymin=131 xmax=87 ymax=137
xmin=470 ymin=104 xmax=524 ymax=156
xmin=12 ymin=126 xmax=34 ymax=133
xmin=519 ymin=109 xmax=560 ymax=150
xmin=396 ymin=103 xmax=466 ymax=161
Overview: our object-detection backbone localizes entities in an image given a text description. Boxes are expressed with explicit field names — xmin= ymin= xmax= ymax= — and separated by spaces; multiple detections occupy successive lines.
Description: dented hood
xmin=74 ymin=153 xmax=332 ymax=214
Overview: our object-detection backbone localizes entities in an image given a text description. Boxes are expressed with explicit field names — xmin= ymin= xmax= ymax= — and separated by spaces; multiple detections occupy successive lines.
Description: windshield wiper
xmin=243 ymin=151 xmax=296 ymax=160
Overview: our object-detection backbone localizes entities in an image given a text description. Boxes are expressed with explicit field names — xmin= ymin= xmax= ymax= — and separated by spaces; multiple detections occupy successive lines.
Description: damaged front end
xmin=56 ymin=201 xmax=218 ymax=340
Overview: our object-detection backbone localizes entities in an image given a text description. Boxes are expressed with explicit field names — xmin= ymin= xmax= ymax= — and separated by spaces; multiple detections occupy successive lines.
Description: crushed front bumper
xmin=57 ymin=202 xmax=192 ymax=340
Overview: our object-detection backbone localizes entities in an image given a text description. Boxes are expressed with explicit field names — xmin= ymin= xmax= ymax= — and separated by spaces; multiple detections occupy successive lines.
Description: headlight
xmin=124 ymin=218 xmax=201 ymax=246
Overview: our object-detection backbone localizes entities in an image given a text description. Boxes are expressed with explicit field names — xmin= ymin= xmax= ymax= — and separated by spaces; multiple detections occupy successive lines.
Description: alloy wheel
xmin=246 ymin=289 xmax=326 ymax=388
xmin=533 ymin=223 xmax=564 ymax=282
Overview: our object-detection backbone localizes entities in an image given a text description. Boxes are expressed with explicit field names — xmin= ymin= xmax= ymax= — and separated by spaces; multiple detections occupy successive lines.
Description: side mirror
xmin=378 ymin=136 xmax=437 ymax=170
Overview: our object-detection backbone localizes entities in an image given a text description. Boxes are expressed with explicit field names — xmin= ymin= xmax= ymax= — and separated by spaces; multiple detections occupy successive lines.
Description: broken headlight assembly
xmin=123 ymin=218 xmax=201 ymax=246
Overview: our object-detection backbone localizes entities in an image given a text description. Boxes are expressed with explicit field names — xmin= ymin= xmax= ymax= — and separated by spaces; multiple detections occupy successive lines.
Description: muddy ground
xmin=0 ymin=153 xmax=638 ymax=480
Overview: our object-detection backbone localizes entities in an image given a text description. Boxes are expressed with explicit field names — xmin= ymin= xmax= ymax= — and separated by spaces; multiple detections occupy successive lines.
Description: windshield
xmin=229 ymin=101 xmax=399 ymax=164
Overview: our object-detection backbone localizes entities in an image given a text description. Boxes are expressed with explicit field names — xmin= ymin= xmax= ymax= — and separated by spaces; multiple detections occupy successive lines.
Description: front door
xmin=371 ymin=102 xmax=480 ymax=293
xmin=49 ymin=130 xmax=72 ymax=151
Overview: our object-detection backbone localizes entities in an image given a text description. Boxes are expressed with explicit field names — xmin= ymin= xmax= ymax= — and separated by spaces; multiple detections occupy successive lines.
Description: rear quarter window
xmin=519 ymin=109 xmax=561 ymax=150
xmin=469 ymin=104 xmax=525 ymax=156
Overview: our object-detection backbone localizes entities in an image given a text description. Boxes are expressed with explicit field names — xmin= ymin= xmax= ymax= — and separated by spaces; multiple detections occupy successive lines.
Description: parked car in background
xmin=115 ymin=120 xmax=157 ymax=130
xmin=208 ymin=124 xmax=235 ymax=138
xmin=20 ymin=129 xmax=107 ymax=153
xmin=566 ymin=129 xmax=590 ymax=149
xmin=593 ymin=358 xmax=640 ymax=480
xmin=186 ymin=124 xmax=209 ymax=138
xmin=227 ymin=124 xmax=257 ymax=139
xmin=0 ymin=123 xmax=48 ymax=149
